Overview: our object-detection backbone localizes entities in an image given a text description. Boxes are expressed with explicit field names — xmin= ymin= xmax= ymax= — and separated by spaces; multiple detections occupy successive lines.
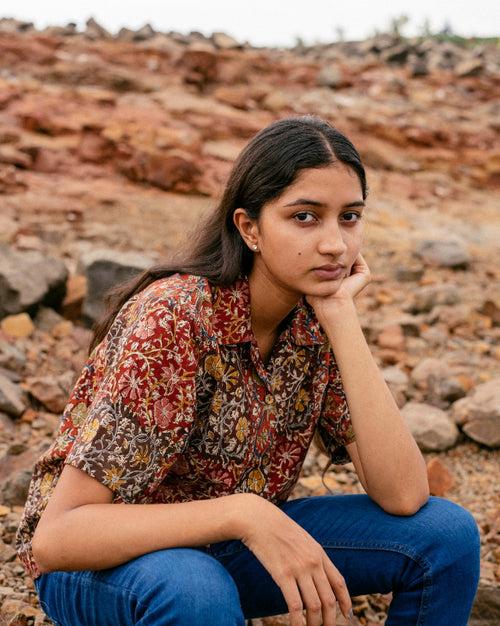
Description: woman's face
xmin=244 ymin=163 xmax=365 ymax=299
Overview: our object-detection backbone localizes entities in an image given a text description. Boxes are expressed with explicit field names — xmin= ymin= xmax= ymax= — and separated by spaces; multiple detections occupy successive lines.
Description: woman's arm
xmin=320 ymin=298 xmax=429 ymax=515
xmin=34 ymin=466 xmax=355 ymax=623
xmin=32 ymin=465 xmax=254 ymax=573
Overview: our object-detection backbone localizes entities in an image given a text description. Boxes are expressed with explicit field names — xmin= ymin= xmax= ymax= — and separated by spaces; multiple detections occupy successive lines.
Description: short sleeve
xmin=64 ymin=286 xmax=198 ymax=503
xmin=316 ymin=352 xmax=356 ymax=465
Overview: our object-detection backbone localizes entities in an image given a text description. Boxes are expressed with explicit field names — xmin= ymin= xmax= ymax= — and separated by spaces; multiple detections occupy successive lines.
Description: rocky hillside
xmin=0 ymin=17 xmax=499 ymax=626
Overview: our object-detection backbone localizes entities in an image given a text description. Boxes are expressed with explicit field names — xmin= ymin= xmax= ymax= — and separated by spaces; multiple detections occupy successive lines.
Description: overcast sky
xmin=2 ymin=1 xmax=499 ymax=46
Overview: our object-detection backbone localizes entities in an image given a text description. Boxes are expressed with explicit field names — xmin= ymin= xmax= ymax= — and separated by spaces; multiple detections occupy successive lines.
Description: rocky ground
xmin=0 ymin=16 xmax=499 ymax=626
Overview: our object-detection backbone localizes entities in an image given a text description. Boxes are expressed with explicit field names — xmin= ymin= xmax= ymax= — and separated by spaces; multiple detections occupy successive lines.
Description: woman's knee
xmin=417 ymin=496 xmax=480 ymax=563
xmin=125 ymin=548 xmax=245 ymax=625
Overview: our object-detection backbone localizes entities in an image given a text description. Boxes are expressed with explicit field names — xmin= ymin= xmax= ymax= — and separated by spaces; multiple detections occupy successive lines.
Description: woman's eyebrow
xmin=283 ymin=198 xmax=365 ymax=208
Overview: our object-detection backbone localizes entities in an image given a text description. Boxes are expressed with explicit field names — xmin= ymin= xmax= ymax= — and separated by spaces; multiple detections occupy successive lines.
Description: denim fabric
xmin=34 ymin=494 xmax=480 ymax=625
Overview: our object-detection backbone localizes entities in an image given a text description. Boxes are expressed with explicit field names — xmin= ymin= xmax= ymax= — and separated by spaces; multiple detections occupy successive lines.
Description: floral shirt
xmin=16 ymin=272 xmax=356 ymax=580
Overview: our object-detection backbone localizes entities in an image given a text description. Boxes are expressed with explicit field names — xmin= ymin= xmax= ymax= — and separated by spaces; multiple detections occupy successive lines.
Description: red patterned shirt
xmin=16 ymin=272 xmax=356 ymax=580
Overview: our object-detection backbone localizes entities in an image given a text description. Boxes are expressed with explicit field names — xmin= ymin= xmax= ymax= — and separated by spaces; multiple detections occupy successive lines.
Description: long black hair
xmin=89 ymin=114 xmax=368 ymax=355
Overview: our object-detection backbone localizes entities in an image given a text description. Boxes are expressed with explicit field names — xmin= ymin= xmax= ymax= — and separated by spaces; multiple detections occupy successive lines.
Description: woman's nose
xmin=317 ymin=223 xmax=348 ymax=257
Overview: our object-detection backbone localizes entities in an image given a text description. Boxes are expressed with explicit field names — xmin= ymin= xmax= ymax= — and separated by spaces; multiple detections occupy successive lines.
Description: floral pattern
xmin=15 ymin=272 xmax=355 ymax=581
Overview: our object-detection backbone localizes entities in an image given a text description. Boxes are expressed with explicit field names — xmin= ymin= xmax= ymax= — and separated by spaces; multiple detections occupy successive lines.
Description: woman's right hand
xmin=238 ymin=494 xmax=353 ymax=626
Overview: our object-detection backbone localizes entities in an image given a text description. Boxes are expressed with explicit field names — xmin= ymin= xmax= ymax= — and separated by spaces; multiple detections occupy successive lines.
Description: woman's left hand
xmin=305 ymin=253 xmax=371 ymax=320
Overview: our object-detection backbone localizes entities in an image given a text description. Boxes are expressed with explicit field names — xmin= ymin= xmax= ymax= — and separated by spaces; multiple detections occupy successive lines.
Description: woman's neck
xmin=247 ymin=266 xmax=301 ymax=339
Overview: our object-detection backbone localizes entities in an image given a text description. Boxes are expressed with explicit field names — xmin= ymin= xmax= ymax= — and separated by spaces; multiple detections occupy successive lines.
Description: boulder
xmin=450 ymin=379 xmax=500 ymax=448
xmin=401 ymin=402 xmax=459 ymax=451
xmin=426 ymin=457 xmax=455 ymax=496
xmin=212 ymin=32 xmax=241 ymax=50
xmin=406 ymin=284 xmax=460 ymax=314
xmin=77 ymin=248 xmax=156 ymax=324
xmin=84 ymin=17 xmax=113 ymax=41
xmin=410 ymin=358 xmax=466 ymax=404
xmin=0 ymin=374 xmax=27 ymax=418
xmin=317 ymin=65 xmax=344 ymax=88
xmin=469 ymin=581 xmax=500 ymax=626
xmin=414 ymin=238 xmax=471 ymax=269
xmin=0 ymin=245 xmax=68 ymax=319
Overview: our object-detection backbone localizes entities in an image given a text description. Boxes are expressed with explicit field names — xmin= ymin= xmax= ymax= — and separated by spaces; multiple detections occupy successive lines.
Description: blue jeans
xmin=34 ymin=494 xmax=480 ymax=625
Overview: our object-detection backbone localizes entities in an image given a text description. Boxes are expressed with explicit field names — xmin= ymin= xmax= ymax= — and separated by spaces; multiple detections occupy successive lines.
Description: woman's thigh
xmin=35 ymin=547 xmax=246 ymax=626
xmin=207 ymin=494 xmax=480 ymax=624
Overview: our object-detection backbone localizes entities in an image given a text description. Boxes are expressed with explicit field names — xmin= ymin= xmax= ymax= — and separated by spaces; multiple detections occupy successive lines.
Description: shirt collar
xmin=211 ymin=275 xmax=326 ymax=346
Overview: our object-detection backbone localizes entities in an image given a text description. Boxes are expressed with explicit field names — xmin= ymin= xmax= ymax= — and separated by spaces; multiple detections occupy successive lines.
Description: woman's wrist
xmin=228 ymin=492 xmax=270 ymax=541
xmin=315 ymin=297 xmax=359 ymax=330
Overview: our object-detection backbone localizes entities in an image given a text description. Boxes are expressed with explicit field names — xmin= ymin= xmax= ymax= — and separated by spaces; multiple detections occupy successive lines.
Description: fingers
xmin=297 ymin=575 xmax=329 ymax=626
xmin=323 ymin=554 xmax=353 ymax=620
xmin=311 ymin=569 xmax=339 ymax=626
xmin=280 ymin=577 xmax=306 ymax=626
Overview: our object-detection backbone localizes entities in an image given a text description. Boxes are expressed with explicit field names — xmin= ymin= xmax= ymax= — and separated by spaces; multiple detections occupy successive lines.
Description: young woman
xmin=16 ymin=115 xmax=480 ymax=626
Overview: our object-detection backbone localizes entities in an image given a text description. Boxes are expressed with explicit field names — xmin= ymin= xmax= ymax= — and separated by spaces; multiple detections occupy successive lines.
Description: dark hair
xmin=88 ymin=114 xmax=368 ymax=485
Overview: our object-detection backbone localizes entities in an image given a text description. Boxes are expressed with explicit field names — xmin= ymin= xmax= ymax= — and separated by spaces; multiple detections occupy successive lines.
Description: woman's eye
xmin=342 ymin=212 xmax=362 ymax=223
xmin=294 ymin=212 xmax=316 ymax=223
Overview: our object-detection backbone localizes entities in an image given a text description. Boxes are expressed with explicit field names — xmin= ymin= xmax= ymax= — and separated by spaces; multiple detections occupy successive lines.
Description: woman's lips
xmin=313 ymin=267 xmax=345 ymax=280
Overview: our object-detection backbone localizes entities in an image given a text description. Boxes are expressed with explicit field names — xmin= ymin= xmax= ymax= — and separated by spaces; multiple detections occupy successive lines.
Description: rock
xmin=0 ymin=375 xmax=27 ymax=418
xmin=84 ymin=17 xmax=113 ymax=41
xmin=469 ymin=581 xmax=500 ymax=625
xmin=0 ymin=468 xmax=32 ymax=506
xmin=261 ymin=90 xmax=291 ymax=112
xmin=383 ymin=365 xmax=409 ymax=387
xmin=0 ymin=538 xmax=16 ymax=564
xmin=426 ymin=457 xmax=455 ymax=496
xmin=61 ymin=275 xmax=87 ymax=321
xmin=0 ymin=18 xmax=34 ymax=34
xmin=0 ymin=164 xmax=26 ymax=194
xmin=0 ymin=144 xmax=32 ymax=169
xmin=406 ymin=285 xmax=460 ymax=314
xmin=381 ymin=44 xmax=412 ymax=65
xmin=449 ymin=380 xmax=500 ymax=447
xmin=420 ymin=326 xmax=449 ymax=347
xmin=0 ymin=412 xmax=15 ymax=433
xmin=317 ymin=65 xmax=344 ymax=88
xmin=382 ymin=365 xmax=409 ymax=408
xmin=0 ymin=341 xmax=25 ymax=373
xmin=0 ymin=598 xmax=43 ymax=625
xmin=455 ymin=59 xmax=484 ymax=78
xmin=0 ymin=215 xmax=17 ymax=245
xmin=23 ymin=375 xmax=68 ymax=413
xmin=477 ymin=300 xmax=500 ymax=327
xmin=410 ymin=358 xmax=466 ymax=404
xmin=376 ymin=324 xmax=405 ymax=350
xmin=132 ymin=23 xmax=156 ymax=42
xmin=401 ymin=402 xmax=459 ymax=452
xmin=32 ymin=307 xmax=65 ymax=334
xmin=78 ymin=127 xmax=115 ymax=163
xmin=0 ymin=314 xmax=34 ymax=339
xmin=212 ymin=32 xmax=241 ymax=50
xmin=0 ymin=245 xmax=68 ymax=319
xmin=178 ymin=46 xmax=218 ymax=87
xmin=42 ymin=22 xmax=77 ymax=37
xmin=77 ymin=248 xmax=156 ymax=324
xmin=409 ymin=57 xmax=429 ymax=77
xmin=120 ymin=148 xmax=202 ymax=192
xmin=414 ymin=238 xmax=471 ymax=269
xmin=394 ymin=264 xmax=425 ymax=282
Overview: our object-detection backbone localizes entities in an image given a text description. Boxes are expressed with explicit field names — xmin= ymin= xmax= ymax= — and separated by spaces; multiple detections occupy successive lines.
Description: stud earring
xmin=252 ymin=244 xmax=258 ymax=251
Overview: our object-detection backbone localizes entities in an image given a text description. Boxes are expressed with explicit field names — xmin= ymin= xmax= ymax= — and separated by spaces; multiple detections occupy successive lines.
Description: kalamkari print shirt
xmin=15 ymin=272 xmax=356 ymax=580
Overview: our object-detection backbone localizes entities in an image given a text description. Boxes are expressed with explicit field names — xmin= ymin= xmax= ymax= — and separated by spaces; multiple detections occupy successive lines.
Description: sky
xmin=2 ymin=1 xmax=499 ymax=47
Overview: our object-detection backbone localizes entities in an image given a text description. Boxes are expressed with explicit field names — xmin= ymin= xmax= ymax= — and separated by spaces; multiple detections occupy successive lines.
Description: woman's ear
xmin=233 ymin=208 xmax=259 ymax=249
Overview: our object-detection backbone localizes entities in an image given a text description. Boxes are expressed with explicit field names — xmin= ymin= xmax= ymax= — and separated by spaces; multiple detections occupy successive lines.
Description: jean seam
xmin=211 ymin=540 xmax=434 ymax=626
xmin=321 ymin=542 xmax=433 ymax=626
